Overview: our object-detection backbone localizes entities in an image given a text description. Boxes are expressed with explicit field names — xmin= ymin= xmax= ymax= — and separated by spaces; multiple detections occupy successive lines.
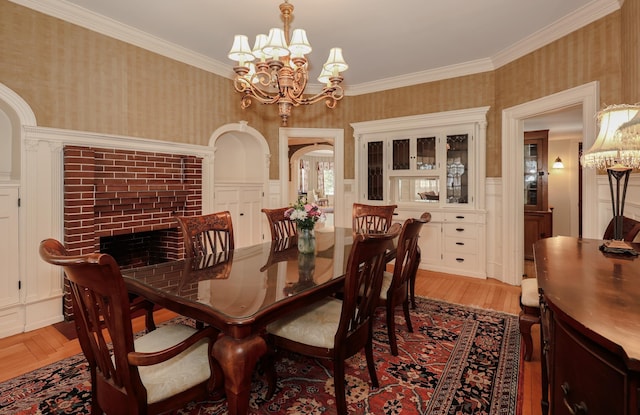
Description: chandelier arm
xmin=290 ymin=85 xmax=345 ymax=107
xmin=234 ymin=79 xmax=281 ymax=105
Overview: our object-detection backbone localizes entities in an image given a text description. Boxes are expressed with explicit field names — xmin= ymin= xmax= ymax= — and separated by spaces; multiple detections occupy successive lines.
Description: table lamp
xmin=581 ymin=104 xmax=640 ymax=252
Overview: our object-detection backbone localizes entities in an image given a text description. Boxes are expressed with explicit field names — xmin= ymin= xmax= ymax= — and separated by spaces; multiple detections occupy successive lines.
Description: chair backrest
xmin=38 ymin=239 xmax=144 ymax=404
xmin=337 ymin=227 xmax=400 ymax=347
xmin=352 ymin=203 xmax=397 ymax=233
xmin=388 ymin=212 xmax=431 ymax=294
xmin=175 ymin=211 xmax=234 ymax=258
xmin=603 ymin=216 xmax=640 ymax=241
xmin=262 ymin=207 xmax=297 ymax=240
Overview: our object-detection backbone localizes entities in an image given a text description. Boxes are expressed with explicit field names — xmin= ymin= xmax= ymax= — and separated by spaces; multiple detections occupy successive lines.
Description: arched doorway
xmin=209 ymin=121 xmax=270 ymax=247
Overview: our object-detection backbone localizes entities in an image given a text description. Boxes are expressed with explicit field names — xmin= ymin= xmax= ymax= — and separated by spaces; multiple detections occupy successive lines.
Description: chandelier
xmin=227 ymin=1 xmax=348 ymax=126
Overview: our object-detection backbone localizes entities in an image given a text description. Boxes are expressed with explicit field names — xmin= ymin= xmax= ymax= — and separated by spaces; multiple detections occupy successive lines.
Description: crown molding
xmin=8 ymin=0 xmax=232 ymax=78
xmin=491 ymin=0 xmax=622 ymax=69
xmin=9 ymin=0 xmax=623 ymax=96
xmin=344 ymin=58 xmax=495 ymax=96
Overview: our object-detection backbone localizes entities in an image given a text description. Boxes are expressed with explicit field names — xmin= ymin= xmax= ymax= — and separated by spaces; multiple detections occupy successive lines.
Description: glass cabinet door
xmin=446 ymin=134 xmax=469 ymax=204
xmin=416 ymin=137 xmax=436 ymax=170
xmin=392 ymin=138 xmax=410 ymax=170
xmin=524 ymin=131 xmax=548 ymax=211
xmin=367 ymin=140 xmax=384 ymax=200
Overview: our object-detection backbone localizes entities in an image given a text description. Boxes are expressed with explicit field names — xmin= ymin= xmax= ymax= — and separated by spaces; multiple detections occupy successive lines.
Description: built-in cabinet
xmin=353 ymin=107 xmax=489 ymax=278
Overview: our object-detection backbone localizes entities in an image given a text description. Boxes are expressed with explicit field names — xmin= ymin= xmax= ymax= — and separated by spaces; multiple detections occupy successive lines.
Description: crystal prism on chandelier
xmin=227 ymin=0 xmax=348 ymax=126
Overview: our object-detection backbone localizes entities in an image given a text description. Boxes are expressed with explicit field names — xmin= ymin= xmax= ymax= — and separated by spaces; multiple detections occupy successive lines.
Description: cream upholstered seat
xmin=519 ymin=277 xmax=540 ymax=361
xmin=266 ymin=230 xmax=399 ymax=415
xmin=39 ymin=238 xmax=222 ymax=415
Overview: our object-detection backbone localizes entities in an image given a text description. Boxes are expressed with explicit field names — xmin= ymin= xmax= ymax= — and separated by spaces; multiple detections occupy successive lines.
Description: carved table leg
xmin=213 ymin=334 xmax=268 ymax=415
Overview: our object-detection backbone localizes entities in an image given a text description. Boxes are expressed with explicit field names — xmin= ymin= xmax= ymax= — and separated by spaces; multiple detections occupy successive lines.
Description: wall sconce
xmin=552 ymin=157 xmax=564 ymax=169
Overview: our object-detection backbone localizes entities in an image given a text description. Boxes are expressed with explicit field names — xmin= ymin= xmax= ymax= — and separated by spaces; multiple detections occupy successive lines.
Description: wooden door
xmin=0 ymin=186 xmax=19 ymax=308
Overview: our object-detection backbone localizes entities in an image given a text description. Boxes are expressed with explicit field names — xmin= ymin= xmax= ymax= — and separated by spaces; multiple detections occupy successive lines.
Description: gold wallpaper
xmin=1 ymin=0 xmax=638 ymax=179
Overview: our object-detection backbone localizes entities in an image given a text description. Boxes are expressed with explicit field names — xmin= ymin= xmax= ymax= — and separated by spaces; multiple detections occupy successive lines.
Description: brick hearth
xmin=62 ymin=145 xmax=203 ymax=318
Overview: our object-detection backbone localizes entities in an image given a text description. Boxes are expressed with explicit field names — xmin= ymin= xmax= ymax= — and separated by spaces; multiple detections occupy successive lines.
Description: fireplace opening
xmin=100 ymin=229 xmax=177 ymax=269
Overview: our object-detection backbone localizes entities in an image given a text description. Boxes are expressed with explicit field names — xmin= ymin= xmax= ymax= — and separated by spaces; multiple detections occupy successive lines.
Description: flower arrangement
xmin=285 ymin=199 xmax=325 ymax=230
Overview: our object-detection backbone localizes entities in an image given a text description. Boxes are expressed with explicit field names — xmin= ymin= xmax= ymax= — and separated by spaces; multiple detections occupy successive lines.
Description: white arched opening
xmin=501 ymin=82 xmax=598 ymax=285
xmin=0 ymin=83 xmax=42 ymax=338
xmin=209 ymin=121 xmax=270 ymax=247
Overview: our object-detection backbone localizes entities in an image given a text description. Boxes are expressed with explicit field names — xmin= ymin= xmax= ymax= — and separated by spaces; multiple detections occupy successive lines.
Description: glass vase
xmin=297 ymin=228 xmax=316 ymax=254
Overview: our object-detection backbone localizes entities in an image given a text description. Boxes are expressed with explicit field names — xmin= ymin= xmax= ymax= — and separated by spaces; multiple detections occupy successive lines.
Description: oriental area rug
xmin=0 ymin=297 xmax=522 ymax=415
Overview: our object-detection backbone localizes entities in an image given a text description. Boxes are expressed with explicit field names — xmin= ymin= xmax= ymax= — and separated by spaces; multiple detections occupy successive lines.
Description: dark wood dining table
xmin=121 ymin=227 xmax=361 ymax=415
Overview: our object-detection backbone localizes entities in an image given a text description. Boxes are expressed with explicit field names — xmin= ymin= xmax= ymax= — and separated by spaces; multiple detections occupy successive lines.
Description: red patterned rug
xmin=0 ymin=297 xmax=522 ymax=414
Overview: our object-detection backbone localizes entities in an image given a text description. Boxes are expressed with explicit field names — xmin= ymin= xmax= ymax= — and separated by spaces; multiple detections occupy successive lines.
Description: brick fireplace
xmin=62 ymin=145 xmax=203 ymax=318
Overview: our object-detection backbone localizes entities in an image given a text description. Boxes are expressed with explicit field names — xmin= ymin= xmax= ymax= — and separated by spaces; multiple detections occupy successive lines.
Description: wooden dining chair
xmin=352 ymin=202 xmax=397 ymax=233
xmin=261 ymin=207 xmax=297 ymax=240
xmin=265 ymin=229 xmax=399 ymax=415
xmin=602 ymin=215 xmax=640 ymax=241
xmin=175 ymin=211 xmax=234 ymax=258
xmin=378 ymin=212 xmax=430 ymax=355
xmin=38 ymin=238 xmax=223 ymax=415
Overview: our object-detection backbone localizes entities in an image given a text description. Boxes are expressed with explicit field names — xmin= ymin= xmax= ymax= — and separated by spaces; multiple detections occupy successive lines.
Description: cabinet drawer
xmin=552 ymin=319 xmax=625 ymax=415
xmin=443 ymin=254 xmax=478 ymax=270
xmin=444 ymin=212 xmax=478 ymax=223
xmin=443 ymin=223 xmax=478 ymax=238
xmin=444 ymin=236 xmax=477 ymax=254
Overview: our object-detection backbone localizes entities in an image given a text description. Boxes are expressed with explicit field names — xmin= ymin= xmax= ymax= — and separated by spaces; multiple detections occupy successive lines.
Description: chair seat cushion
xmin=521 ymin=278 xmax=539 ymax=308
xmin=266 ymin=297 xmax=342 ymax=349
xmin=379 ymin=271 xmax=393 ymax=300
xmin=132 ymin=324 xmax=211 ymax=404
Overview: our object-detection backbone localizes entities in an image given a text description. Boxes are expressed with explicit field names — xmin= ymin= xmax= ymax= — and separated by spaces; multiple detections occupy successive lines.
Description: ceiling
xmin=19 ymin=0 xmax=620 ymax=95
xmin=17 ymin=0 xmax=617 ymax=139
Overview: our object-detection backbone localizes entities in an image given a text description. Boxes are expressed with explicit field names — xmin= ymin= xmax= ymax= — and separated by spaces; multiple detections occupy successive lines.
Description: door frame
xmin=279 ymin=128 xmax=345 ymax=227
xmin=501 ymin=81 xmax=598 ymax=285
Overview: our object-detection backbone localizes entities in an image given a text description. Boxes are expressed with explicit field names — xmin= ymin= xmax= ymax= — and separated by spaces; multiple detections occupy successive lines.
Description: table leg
xmin=213 ymin=334 xmax=267 ymax=415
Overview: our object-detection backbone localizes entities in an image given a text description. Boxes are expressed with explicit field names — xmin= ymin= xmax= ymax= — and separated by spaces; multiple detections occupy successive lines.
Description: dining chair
xmin=265 ymin=228 xmax=400 ymax=415
xmin=378 ymin=212 xmax=430 ymax=356
xmin=261 ymin=207 xmax=297 ymax=240
xmin=602 ymin=215 xmax=640 ymax=241
xmin=352 ymin=202 xmax=397 ymax=233
xmin=38 ymin=238 xmax=223 ymax=415
xmin=175 ymin=211 xmax=234 ymax=258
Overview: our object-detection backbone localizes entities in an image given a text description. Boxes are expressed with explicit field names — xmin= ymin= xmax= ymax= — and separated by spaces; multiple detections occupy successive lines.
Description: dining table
xmin=121 ymin=226 xmax=364 ymax=415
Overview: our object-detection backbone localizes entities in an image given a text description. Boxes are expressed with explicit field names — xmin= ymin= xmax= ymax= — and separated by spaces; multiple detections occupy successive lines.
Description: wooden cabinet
xmin=535 ymin=237 xmax=640 ymax=415
xmin=524 ymin=210 xmax=552 ymax=260
xmin=524 ymin=130 xmax=552 ymax=260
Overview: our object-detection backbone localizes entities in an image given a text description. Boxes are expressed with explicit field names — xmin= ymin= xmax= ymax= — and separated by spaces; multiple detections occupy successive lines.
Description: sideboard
xmin=534 ymin=236 xmax=640 ymax=415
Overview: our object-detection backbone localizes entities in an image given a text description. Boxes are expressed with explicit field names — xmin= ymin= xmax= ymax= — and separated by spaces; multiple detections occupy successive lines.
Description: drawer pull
xmin=561 ymin=382 xmax=588 ymax=414
xmin=456 ymin=258 xmax=464 ymax=262
xmin=456 ymin=242 xmax=464 ymax=246
xmin=455 ymin=215 xmax=465 ymax=219
xmin=455 ymin=228 xmax=465 ymax=232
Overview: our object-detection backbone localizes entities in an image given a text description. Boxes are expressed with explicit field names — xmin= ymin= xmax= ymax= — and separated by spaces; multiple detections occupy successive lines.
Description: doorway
xmin=279 ymin=128 xmax=345 ymax=227
xmin=501 ymin=82 xmax=598 ymax=285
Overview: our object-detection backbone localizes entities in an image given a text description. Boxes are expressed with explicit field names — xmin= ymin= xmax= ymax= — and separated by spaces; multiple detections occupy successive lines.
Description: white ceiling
xmin=16 ymin=0 xmax=620 ymax=95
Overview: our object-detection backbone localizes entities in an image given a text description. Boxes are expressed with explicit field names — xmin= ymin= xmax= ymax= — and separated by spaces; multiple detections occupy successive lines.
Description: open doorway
xmin=501 ymin=81 xmax=598 ymax=285
xmin=279 ymin=128 xmax=345 ymax=227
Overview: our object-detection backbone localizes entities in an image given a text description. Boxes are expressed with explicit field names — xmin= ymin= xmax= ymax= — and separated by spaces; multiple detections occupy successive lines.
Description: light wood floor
xmin=0 ymin=269 xmax=542 ymax=415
